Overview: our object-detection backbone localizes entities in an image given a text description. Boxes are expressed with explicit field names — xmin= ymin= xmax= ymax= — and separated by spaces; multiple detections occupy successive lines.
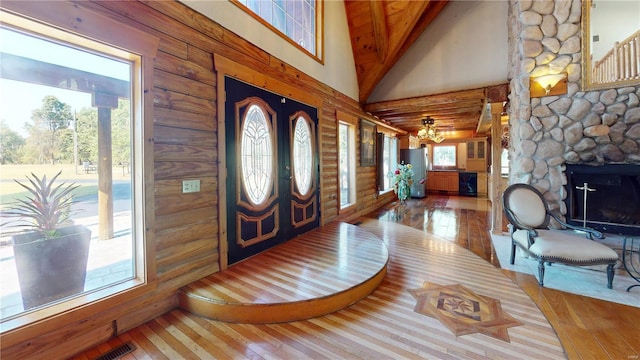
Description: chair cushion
xmin=512 ymin=229 xmax=618 ymax=264
xmin=506 ymin=187 xmax=547 ymax=228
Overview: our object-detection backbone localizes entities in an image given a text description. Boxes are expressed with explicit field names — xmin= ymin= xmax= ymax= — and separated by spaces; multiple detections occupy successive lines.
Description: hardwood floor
xmin=370 ymin=195 xmax=640 ymax=360
xmin=179 ymin=222 xmax=389 ymax=323
xmin=70 ymin=194 xmax=640 ymax=360
xmin=369 ymin=196 xmax=499 ymax=268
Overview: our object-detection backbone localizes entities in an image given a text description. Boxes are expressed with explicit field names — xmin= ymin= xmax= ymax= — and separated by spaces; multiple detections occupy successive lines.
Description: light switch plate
xmin=182 ymin=179 xmax=200 ymax=193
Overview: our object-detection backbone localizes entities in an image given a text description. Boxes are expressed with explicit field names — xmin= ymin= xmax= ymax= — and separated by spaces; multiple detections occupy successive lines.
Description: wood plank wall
xmin=0 ymin=1 xmax=401 ymax=358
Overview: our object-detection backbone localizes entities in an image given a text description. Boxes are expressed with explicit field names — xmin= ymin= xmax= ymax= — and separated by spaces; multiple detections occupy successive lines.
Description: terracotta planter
xmin=12 ymin=225 xmax=91 ymax=310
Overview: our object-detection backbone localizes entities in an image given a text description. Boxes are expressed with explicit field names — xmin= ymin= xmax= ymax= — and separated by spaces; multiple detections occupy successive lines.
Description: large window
xmin=433 ymin=145 xmax=457 ymax=169
xmin=0 ymin=20 xmax=144 ymax=321
xmin=232 ymin=0 xmax=323 ymax=60
xmin=338 ymin=122 xmax=355 ymax=208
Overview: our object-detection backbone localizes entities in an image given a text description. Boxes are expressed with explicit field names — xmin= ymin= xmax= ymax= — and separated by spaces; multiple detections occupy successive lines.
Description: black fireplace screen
xmin=565 ymin=164 xmax=640 ymax=236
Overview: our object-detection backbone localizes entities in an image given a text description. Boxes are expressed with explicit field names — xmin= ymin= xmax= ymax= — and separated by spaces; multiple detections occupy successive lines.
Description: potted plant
xmin=390 ymin=163 xmax=414 ymax=204
xmin=4 ymin=171 xmax=91 ymax=310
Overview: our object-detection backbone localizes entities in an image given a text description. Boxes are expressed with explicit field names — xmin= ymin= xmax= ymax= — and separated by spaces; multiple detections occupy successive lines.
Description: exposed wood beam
xmin=345 ymin=1 xmax=450 ymax=103
xmin=372 ymin=105 xmax=483 ymax=118
xmin=476 ymin=98 xmax=490 ymax=134
xmin=364 ymin=85 xmax=509 ymax=134
xmin=356 ymin=1 xmax=434 ymax=103
xmin=365 ymin=88 xmax=486 ymax=113
xmin=369 ymin=0 xmax=388 ymax=63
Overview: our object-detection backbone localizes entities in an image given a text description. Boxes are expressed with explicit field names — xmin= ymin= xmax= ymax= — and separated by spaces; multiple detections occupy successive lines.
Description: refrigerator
xmin=400 ymin=148 xmax=428 ymax=198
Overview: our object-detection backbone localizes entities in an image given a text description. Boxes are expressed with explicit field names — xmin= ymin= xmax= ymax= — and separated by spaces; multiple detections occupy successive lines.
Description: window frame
xmin=0 ymin=4 xmax=157 ymax=334
xmin=432 ymin=144 xmax=457 ymax=170
xmin=230 ymin=0 xmax=324 ymax=63
xmin=381 ymin=135 xmax=397 ymax=192
xmin=338 ymin=121 xmax=356 ymax=210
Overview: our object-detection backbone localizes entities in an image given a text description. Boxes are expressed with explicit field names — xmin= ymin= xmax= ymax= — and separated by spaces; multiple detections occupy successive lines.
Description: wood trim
xmin=216 ymin=67 xmax=229 ymax=271
xmin=214 ymin=54 xmax=322 ymax=108
xmin=141 ymin=47 xmax=157 ymax=284
xmin=337 ymin=109 xmax=405 ymax=135
xmin=490 ymin=103 xmax=505 ymax=234
xmin=0 ymin=1 xmax=159 ymax=56
xmin=336 ymin=110 xmax=358 ymax=125
xmin=1 ymin=279 xmax=152 ymax=347
xmin=335 ymin=110 xmax=358 ymax=216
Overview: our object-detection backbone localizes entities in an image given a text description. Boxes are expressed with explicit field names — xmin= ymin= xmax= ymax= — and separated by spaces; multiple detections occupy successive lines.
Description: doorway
xmin=224 ymin=77 xmax=319 ymax=264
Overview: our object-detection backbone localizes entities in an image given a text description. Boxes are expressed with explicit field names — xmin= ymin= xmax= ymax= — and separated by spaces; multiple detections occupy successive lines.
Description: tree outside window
xmin=433 ymin=145 xmax=456 ymax=168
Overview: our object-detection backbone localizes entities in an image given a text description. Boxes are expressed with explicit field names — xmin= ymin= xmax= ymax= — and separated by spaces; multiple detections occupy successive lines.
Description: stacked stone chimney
xmin=508 ymin=0 xmax=640 ymax=217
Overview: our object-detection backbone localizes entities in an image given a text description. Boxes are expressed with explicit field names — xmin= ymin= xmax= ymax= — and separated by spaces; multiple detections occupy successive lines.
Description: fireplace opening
xmin=565 ymin=164 xmax=640 ymax=236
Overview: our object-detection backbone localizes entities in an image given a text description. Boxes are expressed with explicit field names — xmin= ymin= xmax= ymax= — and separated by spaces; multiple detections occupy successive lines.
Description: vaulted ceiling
xmin=343 ymin=0 xmax=449 ymax=104
xmin=343 ymin=0 xmax=508 ymax=136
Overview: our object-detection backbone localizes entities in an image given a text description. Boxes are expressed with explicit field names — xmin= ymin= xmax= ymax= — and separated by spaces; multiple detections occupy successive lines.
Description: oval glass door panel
xmin=241 ymin=104 xmax=273 ymax=205
xmin=293 ymin=116 xmax=313 ymax=196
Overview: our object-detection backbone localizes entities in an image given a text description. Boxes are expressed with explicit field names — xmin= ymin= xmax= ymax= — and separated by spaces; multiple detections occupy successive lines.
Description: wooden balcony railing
xmin=592 ymin=30 xmax=640 ymax=83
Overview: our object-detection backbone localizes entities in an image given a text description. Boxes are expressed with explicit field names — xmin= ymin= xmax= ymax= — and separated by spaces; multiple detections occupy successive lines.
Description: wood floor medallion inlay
xmin=409 ymin=282 xmax=524 ymax=342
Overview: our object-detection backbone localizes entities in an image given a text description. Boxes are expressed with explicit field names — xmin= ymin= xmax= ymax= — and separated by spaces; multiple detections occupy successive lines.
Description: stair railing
xmin=592 ymin=30 xmax=640 ymax=83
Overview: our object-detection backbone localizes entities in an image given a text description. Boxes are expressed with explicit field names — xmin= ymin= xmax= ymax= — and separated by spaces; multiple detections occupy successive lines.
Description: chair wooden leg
xmin=606 ymin=263 xmax=615 ymax=289
xmin=537 ymin=259 xmax=545 ymax=287
xmin=510 ymin=242 xmax=516 ymax=265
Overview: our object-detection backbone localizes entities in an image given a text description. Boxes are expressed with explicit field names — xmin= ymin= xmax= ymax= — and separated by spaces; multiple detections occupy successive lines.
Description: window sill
xmin=339 ymin=203 xmax=356 ymax=215
xmin=0 ymin=278 xmax=153 ymax=339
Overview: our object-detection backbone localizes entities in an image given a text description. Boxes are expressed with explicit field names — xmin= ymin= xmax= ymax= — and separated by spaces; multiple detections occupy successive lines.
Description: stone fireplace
xmin=507 ymin=0 xmax=640 ymax=226
xmin=565 ymin=164 xmax=640 ymax=236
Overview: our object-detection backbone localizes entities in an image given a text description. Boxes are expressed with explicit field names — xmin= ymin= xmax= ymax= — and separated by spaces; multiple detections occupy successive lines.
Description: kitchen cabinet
xmin=399 ymin=134 xmax=420 ymax=149
xmin=427 ymin=171 xmax=459 ymax=192
xmin=477 ymin=172 xmax=488 ymax=196
xmin=466 ymin=138 xmax=487 ymax=172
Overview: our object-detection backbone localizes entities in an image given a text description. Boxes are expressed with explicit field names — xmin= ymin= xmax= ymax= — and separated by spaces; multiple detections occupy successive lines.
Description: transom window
xmin=231 ymin=0 xmax=322 ymax=60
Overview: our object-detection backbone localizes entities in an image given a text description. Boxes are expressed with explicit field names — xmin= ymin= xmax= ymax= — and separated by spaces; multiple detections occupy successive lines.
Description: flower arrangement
xmin=390 ymin=162 xmax=414 ymax=202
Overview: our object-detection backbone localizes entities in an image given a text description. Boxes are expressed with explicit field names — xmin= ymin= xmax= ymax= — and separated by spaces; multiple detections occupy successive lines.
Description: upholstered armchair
xmin=502 ymin=183 xmax=619 ymax=288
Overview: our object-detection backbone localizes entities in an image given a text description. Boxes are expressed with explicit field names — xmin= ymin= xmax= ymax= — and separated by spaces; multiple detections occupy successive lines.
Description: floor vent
xmin=93 ymin=342 xmax=135 ymax=360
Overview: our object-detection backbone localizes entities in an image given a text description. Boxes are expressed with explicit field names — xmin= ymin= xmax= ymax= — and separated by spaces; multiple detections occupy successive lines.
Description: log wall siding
xmin=0 ymin=1 xmax=402 ymax=358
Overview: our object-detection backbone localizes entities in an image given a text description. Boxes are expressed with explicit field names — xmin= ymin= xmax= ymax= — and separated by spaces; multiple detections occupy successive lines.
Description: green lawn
xmin=1 ymin=164 xmax=128 ymax=206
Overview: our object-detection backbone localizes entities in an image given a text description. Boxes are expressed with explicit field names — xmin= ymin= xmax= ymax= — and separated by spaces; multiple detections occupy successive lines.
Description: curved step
xmin=179 ymin=222 xmax=389 ymax=323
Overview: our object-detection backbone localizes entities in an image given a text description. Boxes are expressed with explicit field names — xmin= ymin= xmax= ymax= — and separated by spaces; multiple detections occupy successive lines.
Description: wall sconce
xmin=530 ymin=73 xmax=567 ymax=98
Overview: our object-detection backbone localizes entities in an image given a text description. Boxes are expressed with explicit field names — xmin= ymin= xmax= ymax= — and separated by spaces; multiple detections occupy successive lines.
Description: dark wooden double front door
xmin=225 ymin=77 xmax=319 ymax=264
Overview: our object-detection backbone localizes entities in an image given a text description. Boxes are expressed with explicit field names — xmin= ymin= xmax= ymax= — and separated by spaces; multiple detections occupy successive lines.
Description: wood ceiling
xmin=364 ymin=84 xmax=509 ymax=135
xmin=344 ymin=0 xmax=508 ymax=136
